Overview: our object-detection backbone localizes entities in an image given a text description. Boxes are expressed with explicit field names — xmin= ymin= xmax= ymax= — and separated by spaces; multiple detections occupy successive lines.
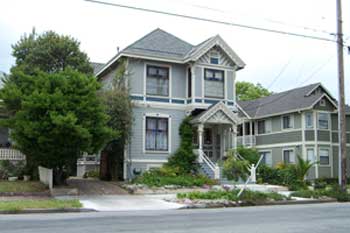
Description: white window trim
xmin=142 ymin=113 xmax=172 ymax=154
xmin=202 ymin=67 xmax=226 ymax=99
xmin=143 ymin=62 xmax=172 ymax=99
xmin=209 ymin=51 xmax=220 ymax=65
xmin=305 ymin=112 xmax=314 ymax=129
xmin=257 ymin=119 xmax=272 ymax=135
xmin=282 ymin=148 xmax=296 ymax=164
xmin=319 ymin=99 xmax=326 ymax=107
xmin=317 ymin=111 xmax=330 ymax=130
xmin=258 ymin=150 xmax=273 ymax=167
xmin=306 ymin=147 xmax=316 ymax=164
xmin=319 ymin=147 xmax=331 ymax=167
xmin=281 ymin=114 xmax=294 ymax=131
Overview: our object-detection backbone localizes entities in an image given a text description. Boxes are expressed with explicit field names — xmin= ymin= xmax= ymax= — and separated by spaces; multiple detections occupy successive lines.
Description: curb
xmin=178 ymin=198 xmax=337 ymax=209
xmin=0 ymin=208 xmax=96 ymax=215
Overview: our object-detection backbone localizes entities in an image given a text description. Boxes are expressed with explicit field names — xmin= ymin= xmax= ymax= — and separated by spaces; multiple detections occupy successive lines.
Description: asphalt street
xmin=1 ymin=203 xmax=350 ymax=233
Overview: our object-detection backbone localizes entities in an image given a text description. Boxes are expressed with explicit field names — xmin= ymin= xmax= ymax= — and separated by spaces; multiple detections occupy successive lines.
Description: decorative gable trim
xmin=305 ymin=83 xmax=335 ymax=100
xmin=310 ymin=93 xmax=338 ymax=110
xmin=185 ymin=35 xmax=245 ymax=70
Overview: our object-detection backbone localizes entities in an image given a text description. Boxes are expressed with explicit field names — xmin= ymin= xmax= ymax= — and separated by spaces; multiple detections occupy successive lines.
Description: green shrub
xmin=133 ymin=168 xmax=216 ymax=187
xmin=83 ymin=170 xmax=99 ymax=178
xmin=291 ymin=184 xmax=350 ymax=202
xmin=223 ymin=151 xmax=250 ymax=181
xmin=236 ymin=146 xmax=260 ymax=164
xmin=167 ymin=117 xmax=197 ymax=174
xmin=177 ymin=189 xmax=287 ymax=203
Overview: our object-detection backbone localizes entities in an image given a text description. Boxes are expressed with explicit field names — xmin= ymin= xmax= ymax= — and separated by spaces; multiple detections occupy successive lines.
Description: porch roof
xmin=190 ymin=102 xmax=239 ymax=125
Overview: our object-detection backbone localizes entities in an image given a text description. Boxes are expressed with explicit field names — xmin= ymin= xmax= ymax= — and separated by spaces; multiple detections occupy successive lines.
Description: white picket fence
xmin=0 ymin=148 xmax=26 ymax=161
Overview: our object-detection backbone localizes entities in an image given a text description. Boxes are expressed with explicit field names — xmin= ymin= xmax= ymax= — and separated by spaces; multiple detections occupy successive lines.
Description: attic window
xmin=320 ymin=99 xmax=326 ymax=107
xmin=210 ymin=51 xmax=219 ymax=65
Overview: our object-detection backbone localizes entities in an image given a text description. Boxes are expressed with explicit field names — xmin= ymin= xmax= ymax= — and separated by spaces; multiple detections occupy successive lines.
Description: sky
xmin=0 ymin=0 xmax=349 ymax=101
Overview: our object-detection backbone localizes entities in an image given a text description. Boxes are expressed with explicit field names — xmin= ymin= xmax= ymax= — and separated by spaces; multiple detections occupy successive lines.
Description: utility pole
xmin=336 ymin=0 xmax=347 ymax=190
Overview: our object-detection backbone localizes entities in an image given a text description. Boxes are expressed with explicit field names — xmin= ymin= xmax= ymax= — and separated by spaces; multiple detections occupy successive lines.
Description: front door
xmin=203 ymin=128 xmax=214 ymax=160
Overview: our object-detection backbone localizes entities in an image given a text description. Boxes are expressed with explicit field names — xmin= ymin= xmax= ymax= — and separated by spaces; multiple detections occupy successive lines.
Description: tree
xmin=236 ymin=81 xmax=272 ymax=101
xmin=167 ymin=117 xmax=197 ymax=174
xmin=100 ymin=59 xmax=133 ymax=180
xmin=0 ymin=30 xmax=113 ymax=184
xmin=294 ymin=155 xmax=318 ymax=182
xmin=12 ymin=29 xmax=93 ymax=75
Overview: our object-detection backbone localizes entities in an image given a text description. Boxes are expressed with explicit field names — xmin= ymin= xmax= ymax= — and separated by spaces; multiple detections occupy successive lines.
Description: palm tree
xmin=295 ymin=155 xmax=318 ymax=182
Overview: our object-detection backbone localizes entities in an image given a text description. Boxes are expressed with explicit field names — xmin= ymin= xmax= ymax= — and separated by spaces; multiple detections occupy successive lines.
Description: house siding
xmin=256 ymin=131 xmax=302 ymax=145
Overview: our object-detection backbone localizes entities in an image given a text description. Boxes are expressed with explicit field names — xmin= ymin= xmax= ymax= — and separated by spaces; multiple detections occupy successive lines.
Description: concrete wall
xmin=38 ymin=166 xmax=53 ymax=190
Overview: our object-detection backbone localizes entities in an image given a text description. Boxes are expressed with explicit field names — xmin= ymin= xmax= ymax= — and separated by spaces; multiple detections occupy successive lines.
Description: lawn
xmin=0 ymin=199 xmax=82 ymax=211
xmin=0 ymin=181 xmax=48 ymax=193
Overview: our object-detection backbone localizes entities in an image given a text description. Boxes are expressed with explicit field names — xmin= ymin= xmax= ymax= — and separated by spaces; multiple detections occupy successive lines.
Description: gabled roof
xmin=96 ymin=28 xmax=245 ymax=76
xmin=90 ymin=62 xmax=105 ymax=75
xmin=237 ymin=83 xmax=338 ymax=119
xmin=190 ymin=101 xmax=239 ymax=125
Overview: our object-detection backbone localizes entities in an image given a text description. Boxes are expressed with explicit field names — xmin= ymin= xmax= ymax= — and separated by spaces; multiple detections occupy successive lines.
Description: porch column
xmin=198 ymin=124 xmax=204 ymax=151
xmin=232 ymin=125 xmax=237 ymax=149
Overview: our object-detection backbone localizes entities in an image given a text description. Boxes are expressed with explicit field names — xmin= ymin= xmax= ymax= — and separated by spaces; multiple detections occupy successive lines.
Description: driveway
xmin=66 ymin=178 xmax=129 ymax=195
xmin=79 ymin=194 xmax=184 ymax=211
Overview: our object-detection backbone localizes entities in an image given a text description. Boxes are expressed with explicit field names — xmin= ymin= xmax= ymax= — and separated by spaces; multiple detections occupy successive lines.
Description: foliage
xmin=222 ymin=150 xmax=250 ymax=181
xmin=236 ymin=146 xmax=260 ymax=164
xmin=177 ymin=189 xmax=287 ymax=202
xmin=0 ymin=160 xmax=25 ymax=178
xmin=236 ymin=81 xmax=272 ymax=101
xmin=0 ymin=181 xmax=47 ymax=193
xmin=294 ymin=155 xmax=318 ymax=182
xmin=0 ymin=199 xmax=82 ymax=212
xmin=167 ymin=117 xmax=197 ymax=174
xmin=291 ymin=184 xmax=350 ymax=202
xmin=0 ymin=68 xmax=114 ymax=184
xmin=12 ymin=29 xmax=93 ymax=75
xmin=83 ymin=170 xmax=100 ymax=179
xmin=133 ymin=167 xmax=216 ymax=187
xmin=99 ymin=59 xmax=133 ymax=180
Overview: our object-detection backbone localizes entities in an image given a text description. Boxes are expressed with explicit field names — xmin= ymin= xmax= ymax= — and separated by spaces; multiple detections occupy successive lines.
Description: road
xmin=1 ymin=203 xmax=350 ymax=233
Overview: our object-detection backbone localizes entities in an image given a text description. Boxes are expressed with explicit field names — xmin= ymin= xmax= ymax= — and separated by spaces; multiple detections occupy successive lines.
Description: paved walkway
xmin=67 ymin=178 xmax=129 ymax=196
xmin=79 ymin=194 xmax=184 ymax=211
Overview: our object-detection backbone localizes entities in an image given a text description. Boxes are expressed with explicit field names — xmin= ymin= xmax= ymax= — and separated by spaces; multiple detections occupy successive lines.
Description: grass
xmin=0 ymin=199 xmax=82 ymax=212
xmin=291 ymin=185 xmax=350 ymax=202
xmin=177 ymin=190 xmax=287 ymax=203
xmin=0 ymin=181 xmax=48 ymax=193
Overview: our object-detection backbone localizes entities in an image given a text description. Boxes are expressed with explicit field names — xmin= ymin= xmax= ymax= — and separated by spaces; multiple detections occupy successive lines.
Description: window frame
xmin=144 ymin=115 xmax=171 ymax=153
xmin=145 ymin=64 xmax=170 ymax=97
xmin=306 ymin=147 xmax=315 ymax=163
xmin=318 ymin=112 xmax=330 ymax=130
xmin=203 ymin=68 xmax=225 ymax=99
xmin=257 ymin=120 xmax=266 ymax=134
xmin=281 ymin=114 xmax=294 ymax=130
xmin=305 ymin=112 xmax=314 ymax=129
xmin=209 ymin=51 xmax=220 ymax=65
xmin=282 ymin=148 xmax=295 ymax=164
xmin=259 ymin=150 xmax=272 ymax=167
xmin=319 ymin=148 xmax=330 ymax=166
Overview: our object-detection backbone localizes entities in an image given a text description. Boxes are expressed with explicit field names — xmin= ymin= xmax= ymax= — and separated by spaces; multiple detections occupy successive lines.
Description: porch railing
xmin=195 ymin=149 xmax=220 ymax=179
xmin=0 ymin=148 xmax=26 ymax=161
xmin=237 ymin=135 xmax=256 ymax=147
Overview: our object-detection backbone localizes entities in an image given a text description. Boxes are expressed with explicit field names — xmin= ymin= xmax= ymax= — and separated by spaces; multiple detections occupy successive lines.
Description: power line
xmin=85 ymin=0 xmax=339 ymax=43
xmin=267 ymin=58 xmax=292 ymax=89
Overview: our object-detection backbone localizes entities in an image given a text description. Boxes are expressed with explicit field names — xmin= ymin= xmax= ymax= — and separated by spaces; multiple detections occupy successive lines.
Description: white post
xmin=198 ymin=124 xmax=204 ymax=151
xmin=242 ymin=120 xmax=246 ymax=146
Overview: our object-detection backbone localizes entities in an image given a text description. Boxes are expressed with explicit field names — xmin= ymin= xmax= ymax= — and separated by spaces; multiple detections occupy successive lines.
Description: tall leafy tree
xmin=0 ymin=30 xmax=113 ymax=184
xmin=236 ymin=81 xmax=272 ymax=101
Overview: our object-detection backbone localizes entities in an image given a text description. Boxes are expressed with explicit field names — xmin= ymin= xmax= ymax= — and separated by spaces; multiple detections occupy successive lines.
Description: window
xmin=319 ymin=149 xmax=330 ymax=165
xmin=259 ymin=151 xmax=272 ymax=166
xmin=145 ymin=117 xmax=168 ymax=151
xmin=306 ymin=148 xmax=315 ymax=163
xmin=283 ymin=149 xmax=295 ymax=164
xmin=204 ymin=68 xmax=224 ymax=98
xmin=257 ymin=120 xmax=271 ymax=134
xmin=187 ymin=68 xmax=192 ymax=98
xmin=210 ymin=51 xmax=219 ymax=64
xmin=320 ymin=99 xmax=326 ymax=107
xmin=305 ymin=112 xmax=313 ymax=129
xmin=282 ymin=115 xmax=293 ymax=129
xmin=146 ymin=65 xmax=169 ymax=96
xmin=318 ymin=112 xmax=329 ymax=129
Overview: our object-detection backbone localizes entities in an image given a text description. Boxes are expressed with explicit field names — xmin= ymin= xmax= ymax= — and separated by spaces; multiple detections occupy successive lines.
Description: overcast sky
xmin=1 ymin=0 xmax=349 ymax=101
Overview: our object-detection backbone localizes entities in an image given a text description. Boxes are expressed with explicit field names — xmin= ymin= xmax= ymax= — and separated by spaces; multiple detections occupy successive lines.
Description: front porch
xmin=190 ymin=102 xmax=240 ymax=179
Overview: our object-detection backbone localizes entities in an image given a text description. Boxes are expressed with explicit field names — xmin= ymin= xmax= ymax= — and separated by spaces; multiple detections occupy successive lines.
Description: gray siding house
xmin=96 ymin=29 xmax=245 ymax=180
xmin=237 ymin=83 xmax=350 ymax=179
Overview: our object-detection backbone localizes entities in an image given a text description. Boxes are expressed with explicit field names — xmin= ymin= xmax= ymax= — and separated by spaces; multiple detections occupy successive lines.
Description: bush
xmin=223 ymin=151 xmax=250 ymax=181
xmin=236 ymin=146 xmax=260 ymax=164
xmin=83 ymin=169 xmax=100 ymax=179
xmin=0 ymin=160 xmax=25 ymax=179
xmin=291 ymin=184 xmax=350 ymax=202
xmin=177 ymin=189 xmax=287 ymax=203
xmin=133 ymin=168 xmax=216 ymax=187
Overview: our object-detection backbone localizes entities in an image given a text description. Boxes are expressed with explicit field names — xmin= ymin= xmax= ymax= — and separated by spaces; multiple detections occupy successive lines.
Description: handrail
xmin=199 ymin=150 xmax=215 ymax=170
